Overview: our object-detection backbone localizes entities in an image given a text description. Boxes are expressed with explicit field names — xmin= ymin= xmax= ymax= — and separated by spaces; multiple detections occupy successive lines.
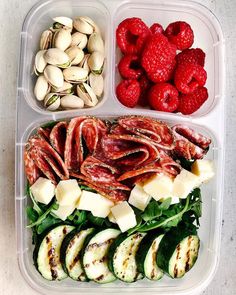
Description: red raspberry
xmin=150 ymin=23 xmax=164 ymax=35
xmin=148 ymin=83 xmax=179 ymax=112
xmin=176 ymin=48 xmax=205 ymax=66
xmin=165 ymin=21 xmax=194 ymax=50
xmin=147 ymin=59 xmax=176 ymax=83
xmin=116 ymin=79 xmax=140 ymax=108
xmin=141 ymin=33 xmax=176 ymax=75
xmin=118 ymin=55 xmax=142 ymax=79
xmin=116 ymin=18 xmax=151 ymax=55
xmin=174 ymin=63 xmax=207 ymax=94
xmin=138 ymin=75 xmax=152 ymax=106
xmin=178 ymin=87 xmax=208 ymax=115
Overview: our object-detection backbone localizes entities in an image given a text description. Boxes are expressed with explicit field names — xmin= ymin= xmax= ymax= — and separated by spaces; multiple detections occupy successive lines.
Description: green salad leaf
xmin=67 ymin=210 xmax=87 ymax=225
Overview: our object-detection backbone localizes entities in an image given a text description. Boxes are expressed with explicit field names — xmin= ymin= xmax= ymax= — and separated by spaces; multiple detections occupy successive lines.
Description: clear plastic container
xmin=15 ymin=0 xmax=225 ymax=294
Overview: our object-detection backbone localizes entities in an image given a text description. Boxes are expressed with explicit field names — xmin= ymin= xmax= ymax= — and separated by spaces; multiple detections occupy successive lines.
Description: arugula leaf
xmin=127 ymin=214 xmax=143 ymax=235
xmin=41 ymin=121 xmax=58 ymax=129
xmin=36 ymin=215 xmax=61 ymax=235
xmin=26 ymin=182 xmax=43 ymax=215
xmin=87 ymin=213 xmax=106 ymax=227
xmin=178 ymin=157 xmax=195 ymax=171
xmin=26 ymin=207 xmax=38 ymax=223
xmin=141 ymin=200 xmax=162 ymax=222
xmin=159 ymin=198 xmax=172 ymax=210
xmin=79 ymin=185 xmax=96 ymax=192
xmin=67 ymin=210 xmax=87 ymax=225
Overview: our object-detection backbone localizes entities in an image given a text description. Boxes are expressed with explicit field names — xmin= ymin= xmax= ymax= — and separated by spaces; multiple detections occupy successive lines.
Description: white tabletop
xmin=0 ymin=0 xmax=235 ymax=294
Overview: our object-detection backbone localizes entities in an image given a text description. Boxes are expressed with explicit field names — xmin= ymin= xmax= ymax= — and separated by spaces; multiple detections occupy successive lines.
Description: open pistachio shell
xmin=44 ymin=48 xmax=70 ymax=68
xmin=44 ymin=65 xmax=64 ymax=88
xmin=34 ymin=75 xmax=51 ymax=101
xmin=40 ymin=30 xmax=53 ymax=50
xmin=61 ymin=95 xmax=84 ymax=109
xmin=63 ymin=66 xmax=88 ymax=83
xmin=79 ymin=54 xmax=90 ymax=72
xmin=52 ymin=81 xmax=73 ymax=95
xmin=73 ymin=16 xmax=95 ymax=34
xmin=52 ymin=29 xmax=72 ymax=51
xmin=34 ymin=50 xmax=47 ymax=75
xmin=71 ymin=32 xmax=87 ymax=49
xmin=88 ymin=51 xmax=104 ymax=74
xmin=77 ymin=83 xmax=98 ymax=107
xmin=52 ymin=16 xmax=73 ymax=30
xmin=88 ymin=73 xmax=104 ymax=97
xmin=65 ymin=46 xmax=84 ymax=65
xmin=87 ymin=33 xmax=104 ymax=53
xmin=44 ymin=93 xmax=61 ymax=111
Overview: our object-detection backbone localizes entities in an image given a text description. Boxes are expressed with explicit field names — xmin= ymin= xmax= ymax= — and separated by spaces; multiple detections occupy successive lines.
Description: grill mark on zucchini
xmin=185 ymin=236 xmax=193 ymax=272
xmin=69 ymin=254 xmax=80 ymax=270
xmin=46 ymin=236 xmax=58 ymax=280
xmin=87 ymin=238 xmax=114 ymax=250
xmin=151 ymin=240 xmax=157 ymax=279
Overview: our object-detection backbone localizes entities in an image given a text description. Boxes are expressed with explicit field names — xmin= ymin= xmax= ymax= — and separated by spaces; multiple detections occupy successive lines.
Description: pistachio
xmin=88 ymin=73 xmax=104 ymax=97
xmin=52 ymin=16 xmax=73 ymax=30
xmin=44 ymin=48 xmax=70 ymax=68
xmin=77 ymin=83 xmax=98 ymax=107
xmin=87 ymin=33 xmax=104 ymax=53
xmin=61 ymin=95 xmax=84 ymax=109
xmin=70 ymin=32 xmax=87 ymax=49
xmin=34 ymin=50 xmax=47 ymax=75
xmin=63 ymin=66 xmax=88 ymax=83
xmin=65 ymin=46 xmax=84 ymax=65
xmin=73 ymin=16 xmax=96 ymax=35
xmin=44 ymin=93 xmax=61 ymax=111
xmin=52 ymin=81 xmax=73 ymax=95
xmin=44 ymin=65 xmax=64 ymax=88
xmin=79 ymin=54 xmax=90 ymax=72
xmin=34 ymin=75 xmax=51 ymax=101
xmin=81 ymin=16 xmax=100 ymax=33
xmin=40 ymin=30 xmax=53 ymax=50
xmin=88 ymin=51 xmax=104 ymax=74
xmin=52 ymin=29 xmax=72 ymax=51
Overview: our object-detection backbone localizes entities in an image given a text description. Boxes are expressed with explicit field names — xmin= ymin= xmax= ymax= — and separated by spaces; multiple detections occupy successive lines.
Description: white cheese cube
xmin=56 ymin=179 xmax=81 ymax=206
xmin=30 ymin=177 xmax=55 ymax=205
xmin=108 ymin=212 xmax=117 ymax=224
xmin=77 ymin=191 xmax=114 ymax=218
xmin=111 ymin=201 xmax=137 ymax=232
xmin=128 ymin=184 xmax=151 ymax=211
xmin=173 ymin=169 xmax=200 ymax=199
xmin=142 ymin=174 xmax=174 ymax=201
xmin=52 ymin=204 xmax=76 ymax=221
xmin=191 ymin=160 xmax=215 ymax=183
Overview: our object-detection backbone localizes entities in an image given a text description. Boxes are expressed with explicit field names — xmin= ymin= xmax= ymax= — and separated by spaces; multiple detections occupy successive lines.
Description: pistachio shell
xmin=63 ymin=66 xmax=88 ymax=83
xmin=73 ymin=16 xmax=94 ymax=34
xmin=80 ymin=16 xmax=100 ymax=33
xmin=89 ymin=73 xmax=104 ymax=97
xmin=77 ymin=83 xmax=98 ymax=107
xmin=61 ymin=95 xmax=84 ymax=109
xmin=40 ymin=30 xmax=53 ymax=50
xmin=52 ymin=16 xmax=73 ymax=30
xmin=34 ymin=50 xmax=47 ymax=75
xmin=34 ymin=75 xmax=50 ymax=101
xmin=70 ymin=32 xmax=87 ymax=49
xmin=88 ymin=51 xmax=104 ymax=74
xmin=44 ymin=48 xmax=70 ymax=68
xmin=87 ymin=33 xmax=104 ymax=53
xmin=52 ymin=81 xmax=73 ymax=95
xmin=65 ymin=46 xmax=84 ymax=65
xmin=53 ymin=29 xmax=72 ymax=51
xmin=44 ymin=93 xmax=61 ymax=111
xmin=44 ymin=65 xmax=64 ymax=88
xmin=79 ymin=54 xmax=90 ymax=72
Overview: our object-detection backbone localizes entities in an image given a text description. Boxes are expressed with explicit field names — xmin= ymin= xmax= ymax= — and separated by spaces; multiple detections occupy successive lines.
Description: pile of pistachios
xmin=33 ymin=16 xmax=104 ymax=111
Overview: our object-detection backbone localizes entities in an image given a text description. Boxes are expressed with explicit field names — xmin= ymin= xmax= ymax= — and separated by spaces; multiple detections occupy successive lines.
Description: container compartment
xmin=19 ymin=0 xmax=110 ymax=115
xmin=112 ymin=0 xmax=224 ymax=118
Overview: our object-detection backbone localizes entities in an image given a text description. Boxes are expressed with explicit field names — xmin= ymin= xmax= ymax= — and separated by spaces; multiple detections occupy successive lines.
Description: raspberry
xmin=116 ymin=79 xmax=140 ymax=108
xmin=174 ymin=63 xmax=207 ymax=94
xmin=148 ymin=83 xmax=179 ymax=112
xmin=178 ymin=87 xmax=208 ymax=115
xmin=118 ymin=54 xmax=142 ymax=79
xmin=116 ymin=18 xmax=151 ymax=55
xmin=147 ymin=59 xmax=176 ymax=83
xmin=150 ymin=23 xmax=164 ymax=35
xmin=138 ymin=75 xmax=152 ymax=106
xmin=176 ymin=48 xmax=205 ymax=66
xmin=141 ymin=34 xmax=176 ymax=75
xmin=165 ymin=21 xmax=194 ymax=50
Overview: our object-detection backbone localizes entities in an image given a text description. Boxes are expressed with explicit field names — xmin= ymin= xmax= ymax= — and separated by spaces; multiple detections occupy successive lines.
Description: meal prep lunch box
xmin=15 ymin=0 xmax=225 ymax=294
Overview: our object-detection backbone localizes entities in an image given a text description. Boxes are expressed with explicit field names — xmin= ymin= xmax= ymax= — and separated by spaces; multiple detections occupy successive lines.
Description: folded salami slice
xmin=102 ymin=134 xmax=159 ymax=168
xmin=172 ymin=125 xmax=211 ymax=160
xmin=24 ymin=149 xmax=41 ymax=185
xmin=80 ymin=156 xmax=130 ymax=191
xmin=64 ymin=117 xmax=107 ymax=171
xmin=37 ymin=127 xmax=51 ymax=141
xmin=158 ymin=150 xmax=181 ymax=176
xmin=50 ymin=121 xmax=68 ymax=157
xmin=118 ymin=116 xmax=175 ymax=150
xmin=28 ymin=137 xmax=69 ymax=184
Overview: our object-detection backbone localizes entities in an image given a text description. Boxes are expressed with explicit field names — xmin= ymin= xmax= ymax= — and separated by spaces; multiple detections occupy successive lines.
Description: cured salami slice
xmin=102 ymin=134 xmax=159 ymax=168
xmin=49 ymin=121 xmax=68 ymax=157
xmin=118 ymin=116 xmax=175 ymax=150
xmin=110 ymin=124 xmax=131 ymax=135
xmin=80 ymin=156 xmax=130 ymax=191
xmin=24 ymin=149 xmax=41 ymax=185
xmin=28 ymin=137 xmax=69 ymax=183
xmin=172 ymin=125 xmax=211 ymax=160
xmin=37 ymin=127 xmax=51 ymax=141
xmin=158 ymin=149 xmax=181 ymax=176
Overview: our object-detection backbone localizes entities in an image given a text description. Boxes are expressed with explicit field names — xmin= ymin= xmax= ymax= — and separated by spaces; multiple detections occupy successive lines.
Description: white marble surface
xmin=0 ymin=0 xmax=235 ymax=294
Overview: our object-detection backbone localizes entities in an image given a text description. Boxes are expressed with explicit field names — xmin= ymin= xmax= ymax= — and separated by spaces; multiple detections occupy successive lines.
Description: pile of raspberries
xmin=116 ymin=18 xmax=208 ymax=115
